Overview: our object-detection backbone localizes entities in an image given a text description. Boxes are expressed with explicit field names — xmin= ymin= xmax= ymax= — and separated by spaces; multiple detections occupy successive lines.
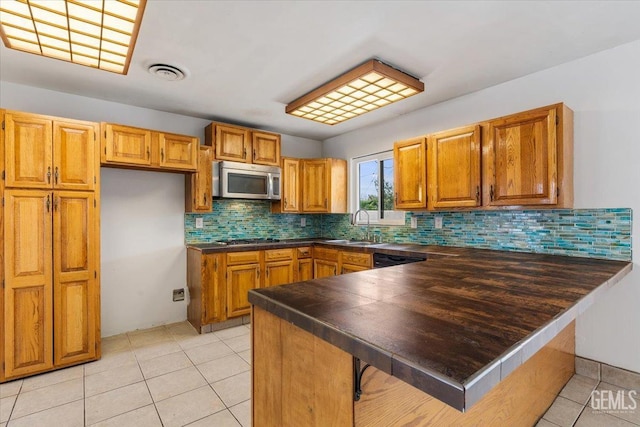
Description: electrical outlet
xmin=195 ymin=217 xmax=204 ymax=229
xmin=301 ymin=217 xmax=306 ymax=227
xmin=173 ymin=288 xmax=185 ymax=301
xmin=435 ymin=216 xmax=443 ymax=229
xmin=410 ymin=217 xmax=418 ymax=229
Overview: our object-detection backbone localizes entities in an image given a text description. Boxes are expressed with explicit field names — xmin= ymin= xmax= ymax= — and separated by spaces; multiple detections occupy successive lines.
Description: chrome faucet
xmin=352 ymin=209 xmax=371 ymax=241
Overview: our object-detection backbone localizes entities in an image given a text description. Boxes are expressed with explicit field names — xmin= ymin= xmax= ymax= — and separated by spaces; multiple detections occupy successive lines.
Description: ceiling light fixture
xmin=286 ymin=59 xmax=424 ymax=125
xmin=0 ymin=0 xmax=147 ymax=75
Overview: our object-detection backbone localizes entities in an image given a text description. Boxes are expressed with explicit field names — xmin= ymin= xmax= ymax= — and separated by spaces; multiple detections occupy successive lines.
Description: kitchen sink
xmin=324 ymin=239 xmax=378 ymax=246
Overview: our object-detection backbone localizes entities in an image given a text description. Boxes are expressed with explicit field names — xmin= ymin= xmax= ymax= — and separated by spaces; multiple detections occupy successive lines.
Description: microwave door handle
xmin=268 ymin=173 xmax=274 ymax=198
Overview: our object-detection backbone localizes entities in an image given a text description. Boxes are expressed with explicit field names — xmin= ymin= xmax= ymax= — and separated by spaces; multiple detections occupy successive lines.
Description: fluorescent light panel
xmin=286 ymin=59 xmax=424 ymax=125
xmin=0 ymin=0 xmax=146 ymax=74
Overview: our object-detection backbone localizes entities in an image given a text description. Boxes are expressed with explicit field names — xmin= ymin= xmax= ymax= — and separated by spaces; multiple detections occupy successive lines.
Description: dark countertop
xmin=187 ymin=238 xmax=468 ymax=258
xmin=246 ymin=243 xmax=632 ymax=411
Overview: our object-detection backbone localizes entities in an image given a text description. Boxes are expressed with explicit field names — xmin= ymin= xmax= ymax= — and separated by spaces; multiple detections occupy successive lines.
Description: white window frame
xmin=351 ymin=150 xmax=405 ymax=226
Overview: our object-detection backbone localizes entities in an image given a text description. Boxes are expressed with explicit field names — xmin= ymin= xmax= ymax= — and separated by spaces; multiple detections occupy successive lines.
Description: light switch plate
xmin=410 ymin=217 xmax=418 ymax=228
xmin=195 ymin=217 xmax=204 ymax=229
xmin=301 ymin=217 xmax=306 ymax=227
xmin=435 ymin=216 xmax=443 ymax=229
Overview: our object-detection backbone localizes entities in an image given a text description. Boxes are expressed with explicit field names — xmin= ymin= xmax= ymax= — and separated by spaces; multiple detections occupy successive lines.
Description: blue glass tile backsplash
xmin=185 ymin=201 xmax=631 ymax=261
xmin=184 ymin=200 xmax=321 ymax=243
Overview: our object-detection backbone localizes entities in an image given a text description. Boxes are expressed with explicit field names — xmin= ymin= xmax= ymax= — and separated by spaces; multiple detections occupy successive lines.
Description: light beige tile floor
xmin=0 ymin=322 xmax=251 ymax=427
xmin=3 ymin=321 xmax=638 ymax=427
xmin=537 ymin=373 xmax=640 ymax=427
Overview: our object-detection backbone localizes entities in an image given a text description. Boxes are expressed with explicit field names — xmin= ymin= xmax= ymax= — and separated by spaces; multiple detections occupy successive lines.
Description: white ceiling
xmin=2 ymin=1 xmax=640 ymax=141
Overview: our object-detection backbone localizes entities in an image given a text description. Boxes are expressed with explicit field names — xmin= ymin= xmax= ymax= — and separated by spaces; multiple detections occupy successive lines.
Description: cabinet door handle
xmin=333 ymin=267 xmax=337 ymax=275
xmin=203 ymin=194 xmax=207 ymax=205
xmin=161 ymin=148 xmax=164 ymax=161
xmin=47 ymin=167 xmax=51 ymax=184
xmin=243 ymin=147 xmax=247 ymax=159
xmin=257 ymin=268 xmax=260 ymax=278
xmin=214 ymin=258 xmax=218 ymax=271
xmin=475 ymin=185 xmax=480 ymax=202
xmin=54 ymin=196 xmax=59 ymax=211
xmin=490 ymin=185 xmax=494 ymax=201
xmin=266 ymin=268 xmax=269 ymax=277
xmin=46 ymin=195 xmax=51 ymax=212
xmin=324 ymin=198 xmax=328 ymax=208
xmin=284 ymin=198 xmax=287 ymax=208
xmin=146 ymin=147 xmax=150 ymax=158
xmin=253 ymin=149 xmax=256 ymax=161
xmin=54 ymin=167 xmax=59 ymax=184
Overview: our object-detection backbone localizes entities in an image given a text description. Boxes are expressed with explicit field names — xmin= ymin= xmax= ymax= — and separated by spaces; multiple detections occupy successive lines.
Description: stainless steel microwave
xmin=212 ymin=161 xmax=281 ymax=200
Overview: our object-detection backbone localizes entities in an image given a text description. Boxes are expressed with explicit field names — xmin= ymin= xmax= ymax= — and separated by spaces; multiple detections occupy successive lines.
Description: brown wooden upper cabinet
xmin=101 ymin=123 xmax=198 ymax=172
xmin=252 ymin=131 xmax=281 ymax=166
xmin=394 ymin=137 xmax=427 ymax=209
xmin=205 ymin=122 xmax=281 ymax=166
xmin=185 ymin=146 xmax=213 ymax=213
xmin=4 ymin=111 xmax=98 ymax=191
xmin=427 ymin=125 xmax=481 ymax=209
xmin=301 ymin=158 xmax=347 ymax=213
xmin=483 ymin=103 xmax=573 ymax=208
xmin=274 ymin=157 xmax=301 ymax=213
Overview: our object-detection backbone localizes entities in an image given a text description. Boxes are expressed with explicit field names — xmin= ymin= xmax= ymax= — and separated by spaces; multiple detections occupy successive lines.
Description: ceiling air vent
xmin=148 ymin=64 xmax=186 ymax=81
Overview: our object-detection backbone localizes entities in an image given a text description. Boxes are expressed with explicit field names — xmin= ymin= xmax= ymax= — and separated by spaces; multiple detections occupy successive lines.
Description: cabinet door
xmin=53 ymin=120 xmax=97 ymax=191
xmin=282 ymin=158 xmax=300 ymax=212
xmin=264 ymin=261 xmax=294 ymax=287
xmin=3 ymin=190 xmax=53 ymax=378
xmin=53 ymin=191 xmax=97 ymax=366
xmin=394 ymin=137 xmax=427 ymax=209
xmin=103 ymin=123 xmax=151 ymax=166
xmin=203 ymin=254 xmax=224 ymax=324
xmin=252 ymin=132 xmax=280 ymax=166
xmin=215 ymin=125 xmax=250 ymax=162
xmin=5 ymin=113 xmax=53 ymax=189
xmin=296 ymin=258 xmax=313 ymax=282
xmin=187 ymin=146 xmax=213 ymax=212
xmin=314 ymin=259 xmax=338 ymax=278
xmin=226 ymin=264 xmax=260 ymax=318
xmin=486 ymin=107 xmax=557 ymax=206
xmin=159 ymin=133 xmax=198 ymax=171
xmin=427 ymin=125 xmax=481 ymax=209
xmin=341 ymin=264 xmax=369 ymax=274
xmin=302 ymin=159 xmax=329 ymax=212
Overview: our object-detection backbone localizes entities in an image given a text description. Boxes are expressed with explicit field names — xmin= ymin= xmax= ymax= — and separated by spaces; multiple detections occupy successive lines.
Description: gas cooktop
xmin=215 ymin=238 xmax=280 ymax=246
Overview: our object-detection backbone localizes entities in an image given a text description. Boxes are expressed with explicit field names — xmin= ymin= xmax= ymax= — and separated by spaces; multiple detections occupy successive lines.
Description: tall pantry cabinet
xmin=1 ymin=110 xmax=101 ymax=382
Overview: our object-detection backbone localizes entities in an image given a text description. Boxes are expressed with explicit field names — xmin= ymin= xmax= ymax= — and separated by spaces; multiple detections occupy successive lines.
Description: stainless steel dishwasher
xmin=372 ymin=252 xmax=427 ymax=268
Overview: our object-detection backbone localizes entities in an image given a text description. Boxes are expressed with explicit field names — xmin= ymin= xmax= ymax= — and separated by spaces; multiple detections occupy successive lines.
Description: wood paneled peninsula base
xmin=248 ymin=247 xmax=631 ymax=426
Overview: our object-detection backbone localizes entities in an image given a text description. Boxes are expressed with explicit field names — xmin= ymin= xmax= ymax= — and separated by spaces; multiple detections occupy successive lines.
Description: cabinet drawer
xmin=340 ymin=251 xmax=372 ymax=268
xmin=227 ymin=251 xmax=261 ymax=265
xmin=296 ymin=246 xmax=312 ymax=259
xmin=314 ymin=247 xmax=339 ymax=262
xmin=265 ymin=248 xmax=294 ymax=262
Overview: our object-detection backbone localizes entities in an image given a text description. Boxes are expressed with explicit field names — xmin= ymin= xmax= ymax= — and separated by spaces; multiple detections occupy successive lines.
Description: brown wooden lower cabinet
xmin=313 ymin=247 xmax=339 ymax=278
xmin=226 ymin=251 xmax=262 ymax=318
xmin=187 ymin=245 xmax=373 ymax=332
xmin=340 ymin=251 xmax=372 ymax=274
xmin=252 ymin=306 xmax=575 ymax=426
xmin=264 ymin=249 xmax=294 ymax=288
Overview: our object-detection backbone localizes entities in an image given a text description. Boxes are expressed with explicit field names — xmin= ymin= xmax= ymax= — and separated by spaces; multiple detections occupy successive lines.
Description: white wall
xmin=323 ymin=40 xmax=640 ymax=373
xmin=0 ymin=82 xmax=322 ymax=336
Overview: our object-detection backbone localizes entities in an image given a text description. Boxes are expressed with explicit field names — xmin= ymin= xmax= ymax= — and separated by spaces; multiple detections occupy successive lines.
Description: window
xmin=352 ymin=151 xmax=404 ymax=225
